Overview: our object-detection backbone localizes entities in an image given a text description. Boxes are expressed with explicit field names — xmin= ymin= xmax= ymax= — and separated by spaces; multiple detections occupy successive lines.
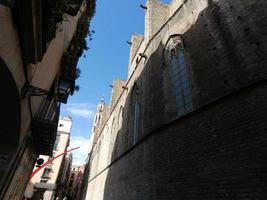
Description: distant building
xmin=82 ymin=0 xmax=267 ymax=199
xmin=56 ymin=152 xmax=73 ymax=198
xmin=24 ymin=117 xmax=72 ymax=200
xmin=67 ymin=165 xmax=85 ymax=200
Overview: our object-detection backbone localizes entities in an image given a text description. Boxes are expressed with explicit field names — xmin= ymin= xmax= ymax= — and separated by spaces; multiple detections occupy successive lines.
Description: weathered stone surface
xmin=84 ymin=0 xmax=267 ymax=199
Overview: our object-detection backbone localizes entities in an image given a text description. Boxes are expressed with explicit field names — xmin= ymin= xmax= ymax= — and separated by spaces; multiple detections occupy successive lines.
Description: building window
xmin=111 ymin=117 xmax=116 ymax=135
xmin=98 ymin=140 xmax=102 ymax=152
xmin=71 ymin=173 xmax=75 ymax=178
xmin=108 ymin=118 xmax=116 ymax=157
xmin=94 ymin=113 xmax=101 ymax=124
xmin=69 ymin=180 xmax=73 ymax=187
xmin=42 ymin=168 xmax=51 ymax=179
xmin=94 ymin=114 xmax=97 ymax=123
xmin=165 ymin=35 xmax=193 ymax=117
xmin=105 ymin=126 xmax=110 ymax=140
xmin=131 ymin=84 xmax=140 ymax=145
xmin=133 ymin=101 xmax=140 ymax=144
xmin=53 ymin=134 xmax=60 ymax=150
xmin=117 ymin=106 xmax=124 ymax=130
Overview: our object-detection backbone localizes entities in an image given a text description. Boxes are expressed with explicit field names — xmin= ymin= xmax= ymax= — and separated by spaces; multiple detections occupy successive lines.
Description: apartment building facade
xmin=0 ymin=0 xmax=95 ymax=199
xmin=25 ymin=117 xmax=72 ymax=200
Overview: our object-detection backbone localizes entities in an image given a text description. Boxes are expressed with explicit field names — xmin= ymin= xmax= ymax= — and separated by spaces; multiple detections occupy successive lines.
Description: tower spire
xmin=97 ymin=97 xmax=105 ymax=112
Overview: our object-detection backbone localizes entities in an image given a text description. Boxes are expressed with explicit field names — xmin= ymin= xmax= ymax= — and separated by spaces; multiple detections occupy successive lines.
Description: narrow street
xmin=0 ymin=0 xmax=266 ymax=200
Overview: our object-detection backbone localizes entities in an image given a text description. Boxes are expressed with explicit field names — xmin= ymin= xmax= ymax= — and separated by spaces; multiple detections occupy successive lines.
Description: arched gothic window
xmin=130 ymin=84 xmax=140 ymax=145
xmin=105 ymin=126 xmax=109 ymax=139
xmin=117 ymin=106 xmax=124 ymax=130
xmin=98 ymin=140 xmax=102 ymax=152
xmin=111 ymin=117 xmax=116 ymax=135
xmin=165 ymin=35 xmax=193 ymax=117
xmin=108 ymin=117 xmax=116 ymax=161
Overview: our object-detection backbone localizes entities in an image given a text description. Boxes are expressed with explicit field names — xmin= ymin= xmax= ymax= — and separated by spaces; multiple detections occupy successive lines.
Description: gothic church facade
xmin=83 ymin=0 xmax=267 ymax=199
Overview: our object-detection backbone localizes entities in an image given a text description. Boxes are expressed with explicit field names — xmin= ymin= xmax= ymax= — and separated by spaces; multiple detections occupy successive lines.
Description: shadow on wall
xmin=0 ymin=57 xmax=21 ymax=194
xmin=94 ymin=0 xmax=267 ymax=199
xmin=102 ymin=40 xmax=168 ymax=200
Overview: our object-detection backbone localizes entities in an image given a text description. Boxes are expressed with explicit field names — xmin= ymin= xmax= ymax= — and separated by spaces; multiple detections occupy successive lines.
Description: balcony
xmin=56 ymin=53 xmax=78 ymax=103
xmin=12 ymin=0 xmax=45 ymax=63
xmin=0 ymin=0 xmax=14 ymax=7
xmin=65 ymin=0 xmax=84 ymax=16
xmin=35 ymin=182 xmax=56 ymax=190
xmin=12 ymin=0 xmax=87 ymax=63
xmin=68 ymin=13 xmax=89 ymax=52
xmin=31 ymin=98 xmax=60 ymax=156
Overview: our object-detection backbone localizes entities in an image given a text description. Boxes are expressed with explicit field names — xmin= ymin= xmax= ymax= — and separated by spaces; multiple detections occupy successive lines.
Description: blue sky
xmin=61 ymin=0 xmax=172 ymax=165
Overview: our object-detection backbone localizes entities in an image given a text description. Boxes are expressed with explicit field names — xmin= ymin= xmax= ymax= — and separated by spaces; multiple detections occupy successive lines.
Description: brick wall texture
xmin=102 ymin=83 xmax=267 ymax=200
xmin=84 ymin=0 xmax=267 ymax=199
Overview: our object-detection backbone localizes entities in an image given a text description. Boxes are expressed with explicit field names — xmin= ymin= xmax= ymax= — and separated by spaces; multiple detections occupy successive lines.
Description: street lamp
xmin=58 ymin=79 xmax=73 ymax=103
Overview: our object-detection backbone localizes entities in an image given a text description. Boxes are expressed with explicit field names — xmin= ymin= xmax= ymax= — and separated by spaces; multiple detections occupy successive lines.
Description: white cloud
xmin=69 ymin=136 xmax=90 ymax=165
xmin=63 ymin=103 xmax=95 ymax=119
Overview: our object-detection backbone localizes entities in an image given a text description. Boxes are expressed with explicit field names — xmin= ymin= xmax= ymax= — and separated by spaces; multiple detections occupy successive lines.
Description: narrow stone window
xmin=165 ymin=35 xmax=193 ymax=117
xmin=98 ymin=140 xmax=101 ymax=152
xmin=133 ymin=101 xmax=140 ymax=144
xmin=111 ymin=117 xmax=116 ymax=135
xmin=108 ymin=118 xmax=116 ymax=161
xmin=117 ymin=106 xmax=124 ymax=130
xmin=131 ymin=84 xmax=140 ymax=145
xmin=105 ymin=126 xmax=109 ymax=140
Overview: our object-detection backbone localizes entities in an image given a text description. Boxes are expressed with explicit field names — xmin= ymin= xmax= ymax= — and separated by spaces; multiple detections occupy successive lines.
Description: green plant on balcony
xmin=73 ymin=68 xmax=81 ymax=94
xmin=75 ymin=67 xmax=81 ymax=79
xmin=66 ymin=0 xmax=84 ymax=15
xmin=72 ymin=22 xmax=90 ymax=52
xmin=74 ymin=85 xmax=80 ymax=92
xmin=44 ymin=0 xmax=67 ymax=44
xmin=45 ymin=0 xmax=86 ymax=44
xmin=58 ymin=0 xmax=96 ymax=99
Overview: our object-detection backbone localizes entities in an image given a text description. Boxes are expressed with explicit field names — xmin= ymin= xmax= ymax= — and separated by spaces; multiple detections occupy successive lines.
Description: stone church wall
xmin=85 ymin=0 xmax=267 ymax=199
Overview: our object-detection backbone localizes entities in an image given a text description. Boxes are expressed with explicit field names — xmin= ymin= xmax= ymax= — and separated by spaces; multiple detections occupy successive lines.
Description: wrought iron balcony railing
xmin=31 ymin=98 xmax=60 ymax=156
xmin=56 ymin=53 xmax=78 ymax=103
